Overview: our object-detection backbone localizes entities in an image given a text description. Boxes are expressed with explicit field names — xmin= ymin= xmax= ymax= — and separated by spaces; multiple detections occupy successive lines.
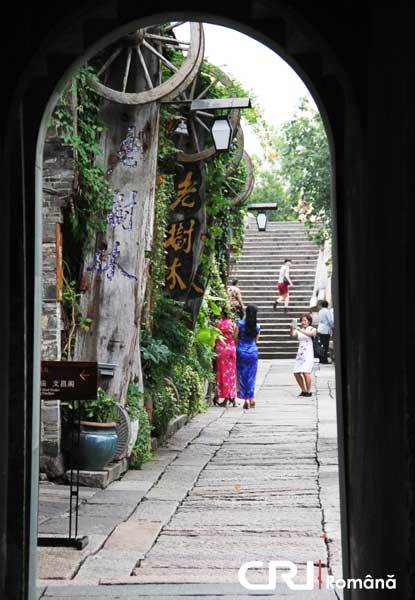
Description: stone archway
xmin=2 ymin=3 xmax=412 ymax=600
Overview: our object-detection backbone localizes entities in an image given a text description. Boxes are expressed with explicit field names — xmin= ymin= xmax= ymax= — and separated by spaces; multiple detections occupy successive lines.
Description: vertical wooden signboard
xmin=165 ymin=163 xmax=206 ymax=302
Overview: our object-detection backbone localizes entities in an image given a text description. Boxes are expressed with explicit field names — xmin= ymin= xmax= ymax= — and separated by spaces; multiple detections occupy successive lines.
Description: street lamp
xmin=162 ymin=97 xmax=251 ymax=154
xmin=211 ymin=116 xmax=233 ymax=152
xmin=256 ymin=212 xmax=267 ymax=231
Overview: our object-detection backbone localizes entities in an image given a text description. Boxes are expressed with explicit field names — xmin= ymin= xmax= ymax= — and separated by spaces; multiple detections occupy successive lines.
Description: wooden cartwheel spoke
xmin=230 ymin=151 xmax=255 ymax=206
xmin=225 ymin=126 xmax=245 ymax=177
xmin=88 ymin=22 xmax=204 ymax=105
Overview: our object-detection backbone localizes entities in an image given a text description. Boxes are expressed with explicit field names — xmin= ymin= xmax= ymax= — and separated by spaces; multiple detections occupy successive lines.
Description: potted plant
xmin=62 ymin=388 xmax=119 ymax=471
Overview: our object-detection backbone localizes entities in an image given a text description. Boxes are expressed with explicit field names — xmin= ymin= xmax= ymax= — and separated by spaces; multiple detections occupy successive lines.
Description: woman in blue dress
xmin=234 ymin=304 xmax=260 ymax=409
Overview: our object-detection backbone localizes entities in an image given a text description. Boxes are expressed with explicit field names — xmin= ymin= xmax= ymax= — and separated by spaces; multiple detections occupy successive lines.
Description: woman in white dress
xmin=290 ymin=314 xmax=317 ymax=397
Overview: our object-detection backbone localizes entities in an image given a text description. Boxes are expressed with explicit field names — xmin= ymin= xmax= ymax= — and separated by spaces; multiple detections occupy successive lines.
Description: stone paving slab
xmin=104 ymin=479 xmax=155 ymax=492
xmin=37 ymin=535 xmax=106 ymax=580
xmin=200 ymin=466 xmax=317 ymax=478
xmin=141 ymin=533 xmax=327 ymax=567
xmin=39 ymin=516 xmax=120 ymax=536
xmin=73 ymin=555 xmax=138 ymax=585
xmin=37 ymin=360 xmax=342 ymax=596
xmin=183 ymin=495 xmax=319 ymax=508
xmin=41 ymin=582 xmax=339 ymax=597
xmin=84 ymin=490 xmax=144 ymax=505
xmin=104 ymin=521 xmax=162 ymax=554
xmin=131 ymin=499 xmax=179 ymax=522
xmin=164 ymin=507 xmax=323 ymax=533
xmin=76 ymin=503 xmax=136 ymax=519
xmin=173 ymin=445 xmax=219 ymax=467
xmin=112 ymin=568 xmax=332 ymax=587
xmin=190 ymin=484 xmax=316 ymax=498
xmin=122 ymin=468 xmax=164 ymax=481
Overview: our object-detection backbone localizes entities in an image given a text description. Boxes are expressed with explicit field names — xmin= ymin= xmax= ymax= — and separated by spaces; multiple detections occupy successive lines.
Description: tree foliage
xmin=249 ymin=151 xmax=294 ymax=221
xmin=279 ymin=97 xmax=331 ymax=243
xmin=250 ymin=97 xmax=331 ymax=243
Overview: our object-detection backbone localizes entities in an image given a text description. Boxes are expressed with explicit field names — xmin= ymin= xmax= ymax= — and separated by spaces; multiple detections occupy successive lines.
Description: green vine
xmin=61 ymin=276 xmax=92 ymax=360
xmin=151 ymin=176 xmax=173 ymax=292
xmin=51 ymin=65 xmax=112 ymax=254
xmin=51 ymin=66 xmax=113 ymax=359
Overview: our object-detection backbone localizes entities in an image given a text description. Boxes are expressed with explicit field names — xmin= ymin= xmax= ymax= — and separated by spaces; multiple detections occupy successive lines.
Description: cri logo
xmin=238 ymin=560 xmax=321 ymax=591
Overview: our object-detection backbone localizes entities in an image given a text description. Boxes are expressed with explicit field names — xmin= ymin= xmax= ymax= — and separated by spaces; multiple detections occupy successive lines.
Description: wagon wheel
xmin=171 ymin=66 xmax=241 ymax=163
xmin=114 ymin=404 xmax=131 ymax=460
xmin=89 ymin=22 xmax=204 ymax=105
xmin=228 ymin=151 xmax=255 ymax=206
xmin=225 ymin=126 xmax=245 ymax=177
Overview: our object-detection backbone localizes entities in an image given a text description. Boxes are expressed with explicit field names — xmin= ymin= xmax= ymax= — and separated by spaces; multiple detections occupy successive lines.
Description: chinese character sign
xmin=164 ymin=164 xmax=205 ymax=300
xmin=164 ymin=218 xmax=200 ymax=298
xmin=40 ymin=362 xmax=97 ymax=401
xmin=170 ymin=166 xmax=203 ymax=216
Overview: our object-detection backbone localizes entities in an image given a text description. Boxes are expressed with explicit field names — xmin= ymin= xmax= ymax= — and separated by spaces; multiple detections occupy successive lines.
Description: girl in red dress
xmin=214 ymin=310 xmax=237 ymax=407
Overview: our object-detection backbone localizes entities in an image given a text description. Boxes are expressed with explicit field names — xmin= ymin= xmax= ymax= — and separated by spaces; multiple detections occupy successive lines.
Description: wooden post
xmin=75 ymin=50 xmax=159 ymax=403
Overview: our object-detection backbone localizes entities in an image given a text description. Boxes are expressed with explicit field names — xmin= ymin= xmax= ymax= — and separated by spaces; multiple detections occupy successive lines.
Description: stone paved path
xmin=37 ymin=360 xmax=341 ymax=599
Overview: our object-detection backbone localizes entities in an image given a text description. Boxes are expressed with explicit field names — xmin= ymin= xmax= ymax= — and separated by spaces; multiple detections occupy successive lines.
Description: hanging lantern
xmin=256 ymin=212 xmax=267 ymax=231
xmin=211 ymin=116 xmax=233 ymax=152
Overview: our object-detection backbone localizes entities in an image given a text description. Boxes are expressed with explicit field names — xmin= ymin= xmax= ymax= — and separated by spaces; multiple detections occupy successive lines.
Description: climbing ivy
xmin=51 ymin=65 xmax=113 ymax=359
xmin=51 ymin=65 xmax=112 ymax=254
xmin=61 ymin=275 xmax=92 ymax=360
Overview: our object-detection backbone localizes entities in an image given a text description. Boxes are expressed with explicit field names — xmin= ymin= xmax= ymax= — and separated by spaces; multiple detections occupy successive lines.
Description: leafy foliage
xmin=279 ymin=97 xmax=331 ymax=243
xmin=51 ymin=66 xmax=112 ymax=253
xmin=152 ymin=381 xmax=179 ymax=437
xmin=125 ymin=383 xmax=142 ymax=421
xmin=249 ymin=151 xmax=294 ymax=221
xmin=61 ymin=273 xmax=92 ymax=360
xmin=80 ymin=387 xmax=119 ymax=423
xmin=127 ymin=384 xmax=152 ymax=468
xmin=51 ymin=66 xmax=113 ymax=359
xmin=249 ymin=97 xmax=331 ymax=243
xmin=171 ymin=359 xmax=207 ymax=416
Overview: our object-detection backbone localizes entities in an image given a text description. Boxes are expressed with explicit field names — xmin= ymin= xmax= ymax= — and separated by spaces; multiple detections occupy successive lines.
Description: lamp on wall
xmin=211 ymin=116 xmax=233 ymax=152
xmin=256 ymin=212 xmax=267 ymax=231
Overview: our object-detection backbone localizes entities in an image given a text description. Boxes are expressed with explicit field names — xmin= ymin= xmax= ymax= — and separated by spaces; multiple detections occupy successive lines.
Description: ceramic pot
xmin=64 ymin=421 xmax=118 ymax=471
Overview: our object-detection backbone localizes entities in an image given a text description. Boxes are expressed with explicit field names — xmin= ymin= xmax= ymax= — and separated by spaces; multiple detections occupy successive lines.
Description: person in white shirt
xmin=273 ymin=259 xmax=293 ymax=310
xmin=316 ymin=300 xmax=334 ymax=364
xmin=290 ymin=313 xmax=317 ymax=396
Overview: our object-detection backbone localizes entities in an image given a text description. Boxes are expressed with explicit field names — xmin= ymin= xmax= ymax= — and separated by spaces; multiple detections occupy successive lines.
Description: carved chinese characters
xmin=165 ymin=164 xmax=205 ymax=299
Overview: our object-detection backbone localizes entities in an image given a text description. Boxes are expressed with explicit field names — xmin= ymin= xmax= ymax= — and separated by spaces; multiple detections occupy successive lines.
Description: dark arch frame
xmin=2 ymin=2 xmax=411 ymax=599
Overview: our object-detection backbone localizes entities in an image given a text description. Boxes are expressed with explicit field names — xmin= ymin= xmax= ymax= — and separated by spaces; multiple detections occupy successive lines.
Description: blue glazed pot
xmin=65 ymin=422 xmax=118 ymax=471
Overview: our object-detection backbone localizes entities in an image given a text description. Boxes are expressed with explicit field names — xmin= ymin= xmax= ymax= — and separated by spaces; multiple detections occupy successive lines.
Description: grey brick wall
xmin=40 ymin=123 xmax=74 ymax=477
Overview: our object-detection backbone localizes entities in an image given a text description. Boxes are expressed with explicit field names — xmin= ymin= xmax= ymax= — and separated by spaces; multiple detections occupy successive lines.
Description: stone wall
xmin=40 ymin=124 xmax=74 ymax=477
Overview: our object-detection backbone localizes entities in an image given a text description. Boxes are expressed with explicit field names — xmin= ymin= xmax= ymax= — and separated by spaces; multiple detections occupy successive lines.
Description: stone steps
xmin=232 ymin=219 xmax=318 ymax=359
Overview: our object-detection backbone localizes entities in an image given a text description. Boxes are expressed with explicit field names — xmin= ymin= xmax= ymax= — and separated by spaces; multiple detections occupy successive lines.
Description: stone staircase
xmin=231 ymin=218 xmax=319 ymax=359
